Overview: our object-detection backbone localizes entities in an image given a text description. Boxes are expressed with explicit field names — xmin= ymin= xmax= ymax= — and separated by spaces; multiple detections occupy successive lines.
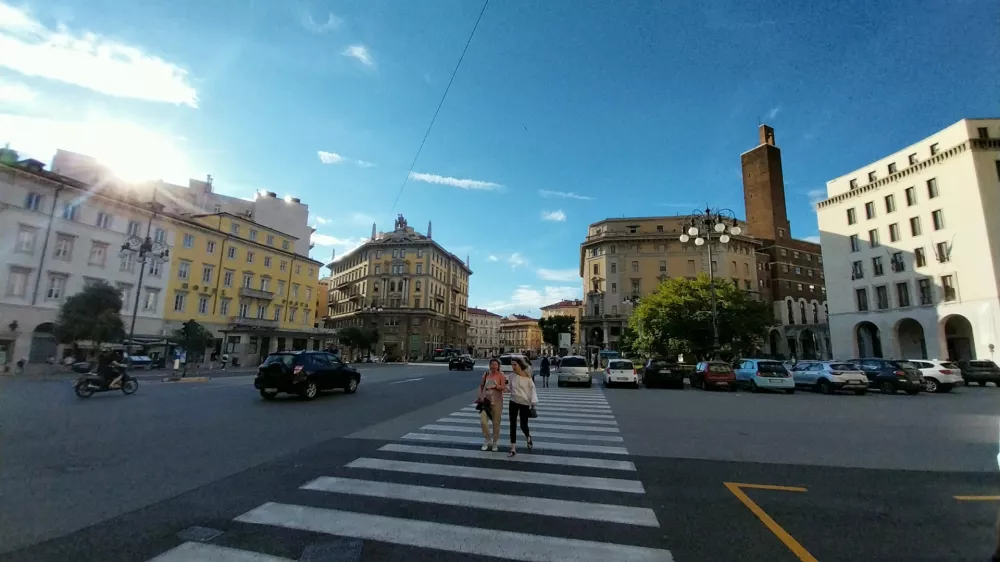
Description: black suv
xmin=255 ymin=351 xmax=361 ymax=400
xmin=849 ymin=358 xmax=923 ymax=394
xmin=448 ymin=354 xmax=476 ymax=371
xmin=958 ymin=360 xmax=1000 ymax=387
xmin=643 ymin=358 xmax=684 ymax=389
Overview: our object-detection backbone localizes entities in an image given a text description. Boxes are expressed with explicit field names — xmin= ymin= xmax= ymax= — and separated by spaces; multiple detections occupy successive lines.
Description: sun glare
xmin=84 ymin=119 xmax=190 ymax=183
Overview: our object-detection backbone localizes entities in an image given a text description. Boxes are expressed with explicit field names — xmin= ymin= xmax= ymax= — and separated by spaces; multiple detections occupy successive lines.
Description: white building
xmin=0 ymin=161 xmax=174 ymax=367
xmin=816 ymin=118 xmax=1000 ymax=362
xmin=467 ymin=307 xmax=501 ymax=357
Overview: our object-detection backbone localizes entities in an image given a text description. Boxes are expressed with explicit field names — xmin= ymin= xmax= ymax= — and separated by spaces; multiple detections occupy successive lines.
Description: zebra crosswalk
xmin=147 ymin=387 xmax=674 ymax=562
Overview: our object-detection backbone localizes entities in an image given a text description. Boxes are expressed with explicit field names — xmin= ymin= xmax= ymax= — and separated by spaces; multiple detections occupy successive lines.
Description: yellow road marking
xmin=955 ymin=496 xmax=1000 ymax=501
xmin=724 ymin=482 xmax=818 ymax=562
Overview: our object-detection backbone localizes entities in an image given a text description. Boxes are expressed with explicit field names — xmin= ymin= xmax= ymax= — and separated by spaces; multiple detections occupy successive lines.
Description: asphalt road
xmin=1 ymin=363 xmax=998 ymax=561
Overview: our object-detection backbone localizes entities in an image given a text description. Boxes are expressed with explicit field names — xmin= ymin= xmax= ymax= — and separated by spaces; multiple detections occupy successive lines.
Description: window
xmin=929 ymin=143 xmax=939 ymax=156
xmin=925 ymin=178 xmax=939 ymax=199
xmin=173 ymin=292 xmax=187 ymax=312
xmin=875 ymin=286 xmax=889 ymax=310
xmin=272 ymin=306 xmax=280 ymax=320
xmin=289 ymin=308 xmax=297 ymax=322
xmin=375 ymin=265 xmax=381 ymax=275
xmin=295 ymin=264 xmax=301 ymax=274
xmin=793 ymin=251 xmax=799 ymax=259
xmin=931 ymin=210 xmax=944 ymax=231
xmin=144 ymin=289 xmax=159 ymax=311
xmin=246 ymin=251 xmax=254 ymax=263
xmin=743 ymin=263 xmax=750 ymax=275
xmin=855 ymin=288 xmax=869 ymax=312
xmin=220 ymin=298 xmax=230 ymax=316
xmin=25 ymin=192 xmax=42 ymax=211
xmin=807 ymin=269 xmax=813 ymax=277
xmin=415 ymin=264 xmax=422 ymax=274
xmin=249 ymin=229 xmax=258 ymax=241
xmin=905 ymin=187 xmax=916 ymax=206
xmin=292 ymin=284 xmax=299 ymax=298
xmin=867 ymin=171 xmax=876 ymax=182
xmin=918 ymin=279 xmax=933 ymax=305
xmin=978 ymin=127 xmax=990 ymax=139
xmin=849 ymin=235 xmax=860 ymax=252
xmin=415 ymin=281 xmax=421 ymax=291
xmin=239 ymin=302 xmax=249 ymax=317
xmin=610 ymin=263 xmax=617 ymax=274
xmin=777 ymin=228 xmax=785 ymax=238
xmin=780 ymin=249 xmax=788 ymax=257
xmin=884 ymin=194 xmax=896 ymax=214
xmin=231 ymin=223 xmax=240 ymax=235
xmin=631 ymin=280 xmax=641 ymax=293
xmin=266 ymin=234 xmax=274 ymax=246
xmin=375 ymin=250 xmax=381 ymax=259
xmin=148 ymin=260 xmax=162 ymax=276
xmin=53 ymin=234 xmax=74 ymax=260
xmin=61 ymin=202 xmax=79 ymax=220
xmin=865 ymin=201 xmax=876 ymax=219
xmin=277 ymin=280 xmax=285 ymax=295
xmin=223 ymin=270 xmax=234 ymax=287
xmin=417 ymin=249 xmax=424 ymax=258
xmin=896 ymin=282 xmax=910 ymax=307
xmin=891 ymin=251 xmax=905 ymax=272
xmin=846 ymin=208 xmax=856 ymax=225
xmin=308 ymin=267 xmax=314 ymax=277
xmin=794 ymin=266 xmax=802 ymax=275
xmin=611 ymin=282 xmax=617 ymax=294
xmin=243 ymin=274 xmax=253 ymax=288
xmin=280 ymin=260 xmax=288 ymax=272
xmin=207 ymin=240 xmax=216 ymax=254
xmin=935 ymin=241 xmax=950 ymax=263
xmin=6 ymin=267 xmax=30 ymax=297
xmin=398 ymin=249 xmax=405 ymax=259
xmin=96 ymin=212 xmax=112 ymax=229
xmin=198 ymin=296 xmax=209 ymax=314
xmin=88 ymin=242 xmax=107 ymax=266
xmin=799 ymin=302 xmax=807 ymax=323
xmin=631 ymin=261 xmax=639 ymax=273
xmin=849 ymin=179 xmax=858 ymax=190
xmin=16 ymin=226 xmax=37 ymax=253
xmin=176 ymin=261 xmax=190 ymax=280
xmin=227 ymin=246 xmax=237 ymax=260
xmin=592 ymin=264 xmax=599 ymax=275
xmin=868 ymin=229 xmax=880 ymax=248
xmin=909 ymin=217 xmax=922 ymax=236
xmin=202 ymin=265 xmax=213 ymax=284
xmin=282 ymin=240 xmax=289 ymax=250
xmin=872 ymin=256 xmax=884 ymax=276
xmin=908 ymin=153 xmax=917 ymax=165
xmin=888 ymin=162 xmax=897 ymax=174
xmin=888 ymin=223 xmax=900 ymax=242
xmin=183 ymin=234 xmax=194 ymax=248
xmin=914 ymin=247 xmax=927 ymax=268
xmin=154 ymin=228 xmax=166 ymax=244
xmin=257 ymin=304 xmax=267 ymax=319
xmin=127 ymin=220 xmax=140 ymax=237
xmin=941 ymin=275 xmax=957 ymax=301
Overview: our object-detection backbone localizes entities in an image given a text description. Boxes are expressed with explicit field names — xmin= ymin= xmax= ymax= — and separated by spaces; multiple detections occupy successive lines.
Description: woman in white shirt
xmin=508 ymin=357 xmax=538 ymax=456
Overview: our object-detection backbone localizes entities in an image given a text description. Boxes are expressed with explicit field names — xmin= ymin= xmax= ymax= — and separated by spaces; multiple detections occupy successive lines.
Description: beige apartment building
xmin=467 ymin=307 xmax=501 ymax=357
xmin=500 ymin=314 xmax=543 ymax=358
xmin=325 ymin=215 xmax=472 ymax=360
xmin=579 ymin=216 xmax=761 ymax=350
xmin=539 ymin=299 xmax=583 ymax=354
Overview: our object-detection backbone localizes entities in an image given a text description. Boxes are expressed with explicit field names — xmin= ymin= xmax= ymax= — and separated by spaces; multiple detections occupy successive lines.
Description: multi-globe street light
xmin=679 ymin=207 xmax=743 ymax=359
xmin=118 ymin=200 xmax=169 ymax=356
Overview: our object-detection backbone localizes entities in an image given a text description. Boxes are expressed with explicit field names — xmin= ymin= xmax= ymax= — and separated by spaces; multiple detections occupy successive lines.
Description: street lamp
xmin=678 ymin=206 xmax=743 ymax=359
xmin=119 ymin=200 xmax=169 ymax=357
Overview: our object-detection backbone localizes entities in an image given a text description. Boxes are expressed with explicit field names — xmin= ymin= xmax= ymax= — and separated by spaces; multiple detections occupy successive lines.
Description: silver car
xmin=791 ymin=360 xmax=868 ymax=395
xmin=557 ymin=355 xmax=592 ymax=387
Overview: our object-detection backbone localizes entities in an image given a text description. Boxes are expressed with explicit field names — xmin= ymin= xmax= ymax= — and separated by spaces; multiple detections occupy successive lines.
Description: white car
xmin=791 ymin=360 xmax=869 ymax=395
xmin=557 ymin=355 xmax=592 ymax=387
xmin=907 ymin=359 xmax=963 ymax=393
xmin=604 ymin=359 xmax=639 ymax=388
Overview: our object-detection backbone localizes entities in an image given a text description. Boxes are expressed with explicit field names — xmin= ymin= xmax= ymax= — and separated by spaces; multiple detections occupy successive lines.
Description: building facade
xmin=500 ymin=314 xmax=542 ymax=357
xmin=325 ymin=216 xmax=472 ymax=361
xmin=816 ymin=118 xmax=1000 ymax=361
xmin=162 ymin=212 xmax=329 ymax=367
xmin=579 ymin=216 xmax=761 ymax=350
xmin=0 ymin=160 xmax=174 ymax=368
xmin=468 ymin=307 xmax=501 ymax=357
xmin=742 ymin=125 xmax=831 ymax=359
xmin=539 ymin=299 xmax=583 ymax=355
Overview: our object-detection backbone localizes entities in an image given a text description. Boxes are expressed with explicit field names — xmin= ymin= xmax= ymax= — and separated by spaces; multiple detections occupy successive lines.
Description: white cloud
xmin=487 ymin=255 xmax=499 ymax=262
xmin=508 ymin=252 xmax=527 ymax=269
xmin=301 ymin=11 xmax=341 ymax=33
xmin=804 ymin=235 xmax=821 ymax=244
xmin=0 ymin=80 xmax=36 ymax=104
xmin=0 ymin=3 xmax=198 ymax=106
xmin=541 ymin=210 xmax=566 ymax=222
xmin=538 ymin=189 xmax=593 ymax=201
xmin=409 ymin=172 xmax=503 ymax=191
xmin=536 ymin=268 xmax=578 ymax=282
xmin=342 ymin=44 xmax=374 ymax=67
xmin=311 ymin=233 xmax=366 ymax=260
xmin=807 ymin=188 xmax=826 ymax=206
xmin=314 ymin=216 xmax=330 ymax=225
xmin=356 ymin=160 xmax=375 ymax=168
xmin=317 ymin=150 xmax=373 ymax=167
xmin=485 ymin=286 xmax=582 ymax=313
xmin=765 ymin=106 xmax=781 ymax=120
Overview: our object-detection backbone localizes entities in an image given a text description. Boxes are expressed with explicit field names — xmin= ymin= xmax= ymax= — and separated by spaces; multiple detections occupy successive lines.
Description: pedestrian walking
xmin=539 ymin=355 xmax=551 ymax=387
xmin=476 ymin=358 xmax=507 ymax=452
xmin=15 ymin=357 xmax=26 ymax=375
xmin=221 ymin=353 xmax=229 ymax=371
xmin=508 ymin=357 xmax=537 ymax=456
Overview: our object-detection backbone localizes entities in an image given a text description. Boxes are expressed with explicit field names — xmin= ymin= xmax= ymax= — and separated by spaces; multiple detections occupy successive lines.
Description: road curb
xmin=162 ymin=376 xmax=211 ymax=383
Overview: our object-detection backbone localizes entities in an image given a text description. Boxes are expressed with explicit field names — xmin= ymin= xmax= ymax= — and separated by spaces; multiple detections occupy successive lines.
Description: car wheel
xmin=750 ymin=381 xmax=759 ymax=393
xmin=260 ymin=389 xmax=278 ymax=400
xmin=880 ymin=381 xmax=896 ymax=394
xmin=301 ymin=381 xmax=319 ymax=400
xmin=853 ymin=389 xmax=867 ymax=396
xmin=345 ymin=376 xmax=359 ymax=394
xmin=940 ymin=384 xmax=954 ymax=393
xmin=448 ymin=365 xmax=454 ymax=371
xmin=923 ymin=378 xmax=939 ymax=393
xmin=785 ymin=389 xmax=795 ymax=394
xmin=817 ymin=379 xmax=832 ymax=395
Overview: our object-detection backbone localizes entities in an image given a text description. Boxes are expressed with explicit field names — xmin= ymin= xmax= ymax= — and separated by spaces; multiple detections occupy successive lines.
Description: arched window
xmin=786 ymin=300 xmax=795 ymax=324
xmin=812 ymin=303 xmax=819 ymax=323
xmin=799 ymin=302 xmax=807 ymax=324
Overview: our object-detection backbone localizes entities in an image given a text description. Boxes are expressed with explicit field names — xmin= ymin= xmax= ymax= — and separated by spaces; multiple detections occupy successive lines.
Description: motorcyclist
xmin=98 ymin=350 xmax=127 ymax=389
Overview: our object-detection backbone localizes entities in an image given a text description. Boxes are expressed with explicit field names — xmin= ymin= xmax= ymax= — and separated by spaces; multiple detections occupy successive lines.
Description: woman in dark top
xmin=539 ymin=356 xmax=551 ymax=387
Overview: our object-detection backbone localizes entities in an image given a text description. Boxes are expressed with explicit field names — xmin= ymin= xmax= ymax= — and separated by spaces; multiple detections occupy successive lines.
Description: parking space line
xmin=955 ymin=496 xmax=1000 ymax=501
xmin=723 ymin=482 xmax=817 ymax=562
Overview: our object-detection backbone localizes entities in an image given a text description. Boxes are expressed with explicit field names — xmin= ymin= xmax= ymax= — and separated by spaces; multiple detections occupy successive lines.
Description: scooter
xmin=74 ymin=366 xmax=139 ymax=398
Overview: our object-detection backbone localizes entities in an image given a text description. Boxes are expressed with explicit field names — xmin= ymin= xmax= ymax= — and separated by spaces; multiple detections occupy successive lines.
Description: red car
xmin=692 ymin=361 xmax=737 ymax=391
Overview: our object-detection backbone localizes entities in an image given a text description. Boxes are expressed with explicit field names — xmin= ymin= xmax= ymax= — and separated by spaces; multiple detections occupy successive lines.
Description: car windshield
xmin=262 ymin=354 xmax=296 ymax=367
xmin=757 ymin=362 xmax=786 ymax=373
xmin=561 ymin=357 xmax=587 ymax=367
xmin=891 ymin=361 xmax=917 ymax=369
xmin=829 ymin=363 xmax=857 ymax=371
xmin=708 ymin=363 xmax=731 ymax=373
xmin=940 ymin=362 xmax=959 ymax=369
xmin=649 ymin=360 xmax=674 ymax=368
xmin=608 ymin=361 xmax=633 ymax=370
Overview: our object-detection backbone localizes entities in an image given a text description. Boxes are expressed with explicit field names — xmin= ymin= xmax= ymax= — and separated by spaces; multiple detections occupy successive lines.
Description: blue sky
xmin=1 ymin=0 xmax=997 ymax=315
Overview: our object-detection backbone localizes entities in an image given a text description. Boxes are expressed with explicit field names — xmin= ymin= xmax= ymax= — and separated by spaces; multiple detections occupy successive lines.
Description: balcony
xmin=239 ymin=287 xmax=275 ymax=300
xmin=228 ymin=316 xmax=279 ymax=330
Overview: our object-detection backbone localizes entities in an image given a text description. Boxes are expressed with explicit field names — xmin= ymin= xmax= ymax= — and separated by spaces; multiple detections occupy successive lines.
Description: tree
xmin=54 ymin=281 xmax=125 ymax=350
xmin=173 ymin=319 xmax=215 ymax=374
xmin=538 ymin=315 xmax=576 ymax=350
xmin=627 ymin=274 xmax=771 ymax=361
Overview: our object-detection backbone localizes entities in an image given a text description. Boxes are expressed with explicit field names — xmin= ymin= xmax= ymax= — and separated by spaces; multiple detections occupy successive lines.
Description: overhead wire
xmin=388 ymin=0 xmax=490 ymax=213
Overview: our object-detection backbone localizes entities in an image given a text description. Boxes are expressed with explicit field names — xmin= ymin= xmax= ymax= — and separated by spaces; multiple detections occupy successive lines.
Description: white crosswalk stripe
xmin=145 ymin=387 xmax=674 ymax=561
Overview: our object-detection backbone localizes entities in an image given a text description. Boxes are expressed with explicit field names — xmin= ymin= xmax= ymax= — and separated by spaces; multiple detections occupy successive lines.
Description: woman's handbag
xmin=528 ymin=405 xmax=538 ymax=418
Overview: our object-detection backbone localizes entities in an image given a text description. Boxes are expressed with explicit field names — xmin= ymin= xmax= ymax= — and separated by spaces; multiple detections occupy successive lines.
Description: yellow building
xmin=500 ymin=314 xmax=543 ymax=358
xmin=579 ymin=215 xmax=761 ymax=350
xmin=539 ymin=299 xmax=583 ymax=354
xmin=163 ymin=212 xmax=330 ymax=366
